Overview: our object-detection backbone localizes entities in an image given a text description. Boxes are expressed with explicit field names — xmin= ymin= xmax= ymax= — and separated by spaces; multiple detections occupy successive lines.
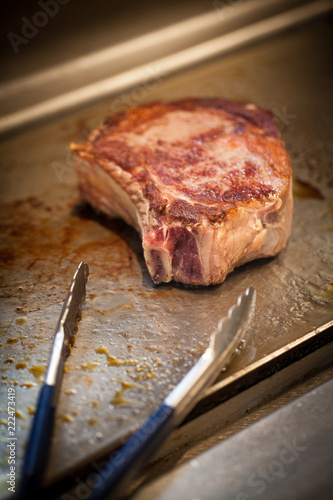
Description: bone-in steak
xmin=71 ymin=98 xmax=292 ymax=285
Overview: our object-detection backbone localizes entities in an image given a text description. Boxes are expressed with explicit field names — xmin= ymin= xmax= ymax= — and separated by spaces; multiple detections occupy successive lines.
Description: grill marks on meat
xmin=71 ymin=98 xmax=292 ymax=285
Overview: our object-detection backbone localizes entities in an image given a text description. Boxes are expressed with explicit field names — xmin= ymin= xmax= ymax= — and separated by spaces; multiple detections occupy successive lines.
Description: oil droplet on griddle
xmin=15 ymin=362 xmax=27 ymax=370
xmin=95 ymin=346 xmax=137 ymax=366
xmin=0 ymin=324 xmax=11 ymax=331
xmin=129 ymin=371 xmax=156 ymax=381
xmin=80 ymin=362 xmax=100 ymax=372
xmin=62 ymin=414 xmax=74 ymax=423
xmin=121 ymin=380 xmax=143 ymax=390
xmin=89 ymin=418 xmax=98 ymax=426
xmin=15 ymin=410 xmax=26 ymax=419
xmin=110 ymin=389 xmax=135 ymax=406
xmin=89 ymin=401 xmax=100 ymax=408
xmin=321 ymin=283 xmax=333 ymax=299
xmin=29 ymin=365 xmax=46 ymax=379
xmin=16 ymin=317 xmax=27 ymax=325
xmin=64 ymin=388 xmax=77 ymax=395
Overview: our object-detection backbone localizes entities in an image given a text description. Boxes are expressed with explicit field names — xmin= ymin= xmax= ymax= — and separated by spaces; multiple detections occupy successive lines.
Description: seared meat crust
xmin=71 ymin=98 xmax=292 ymax=285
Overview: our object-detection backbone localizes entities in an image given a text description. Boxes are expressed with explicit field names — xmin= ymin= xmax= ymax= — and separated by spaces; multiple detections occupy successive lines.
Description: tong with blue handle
xmin=89 ymin=286 xmax=256 ymax=500
xmin=17 ymin=261 xmax=89 ymax=500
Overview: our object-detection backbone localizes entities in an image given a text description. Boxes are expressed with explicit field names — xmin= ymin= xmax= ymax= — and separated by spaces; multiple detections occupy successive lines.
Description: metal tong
xmin=89 ymin=286 xmax=256 ymax=500
xmin=17 ymin=261 xmax=89 ymax=500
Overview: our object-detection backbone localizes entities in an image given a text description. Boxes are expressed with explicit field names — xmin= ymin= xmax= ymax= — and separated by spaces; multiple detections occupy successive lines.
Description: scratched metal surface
xmin=0 ymin=15 xmax=332 ymax=494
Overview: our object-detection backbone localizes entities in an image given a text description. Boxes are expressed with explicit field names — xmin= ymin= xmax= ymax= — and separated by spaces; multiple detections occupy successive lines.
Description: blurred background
xmin=0 ymin=2 xmax=332 ymax=500
xmin=1 ymin=0 xmax=214 ymax=83
xmin=1 ymin=0 xmax=331 ymax=136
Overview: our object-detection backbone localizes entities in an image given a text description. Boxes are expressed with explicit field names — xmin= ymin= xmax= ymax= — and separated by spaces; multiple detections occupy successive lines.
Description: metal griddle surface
xmin=0 ymin=15 xmax=332 ymax=492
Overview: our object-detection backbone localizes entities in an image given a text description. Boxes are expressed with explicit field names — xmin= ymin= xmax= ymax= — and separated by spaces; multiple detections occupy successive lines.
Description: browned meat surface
xmin=70 ymin=98 xmax=293 ymax=285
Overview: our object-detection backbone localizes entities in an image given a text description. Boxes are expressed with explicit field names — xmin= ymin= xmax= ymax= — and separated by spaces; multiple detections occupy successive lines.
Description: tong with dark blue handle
xmin=17 ymin=261 xmax=89 ymax=500
xmin=89 ymin=287 xmax=256 ymax=500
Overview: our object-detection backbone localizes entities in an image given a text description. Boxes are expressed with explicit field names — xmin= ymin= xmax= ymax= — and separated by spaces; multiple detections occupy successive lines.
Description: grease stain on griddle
xmin=20 ymin=382 xmax=36 ymax=388
xmin=80 ymin=362 xmax=100 ymax=372
xmin=64 ymin=388 xmax=77 ymax=395
xmin=130 ymin=369 xmax=156 ymax=381
xmin=28 ymin=364 xmax=46 ymax=379
xmin=95 ymin=346 xmax=137 ymax=366
xmin=88 ymin=400 xmax=100 ymax=408
xmin=321 ymin=283 xmax=333 ymax=300
xmin=15 ymin=410 xmax=26 ymax=420
xmin=0 ymin=323 xmax=12 ymax=330
xmin=293 ymin=178 xmax=324 ymax=199
xmin=69 ymin=374 xmax=93 ymax=387
xmin=89 ymin=418 xmax=99 ymax=426
xmin=121 ymin=380 xmax=144 ymax=391
xmin=0 ymin=196 xmax=145 ymax=313
xmin=61 ymin=414 xmax=74 ymax=423
xmin=6 ymin=338 xmax=19 ymax=344
xmin=16 ymin=317 xmax=27 ymax=325
xmin=94 ymin=346 xmax=157 ymax=381
xmin=110 ymin=389 xmax=136 ymax=407
xmin=15 ymin=362 xmax=27 ymax=370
